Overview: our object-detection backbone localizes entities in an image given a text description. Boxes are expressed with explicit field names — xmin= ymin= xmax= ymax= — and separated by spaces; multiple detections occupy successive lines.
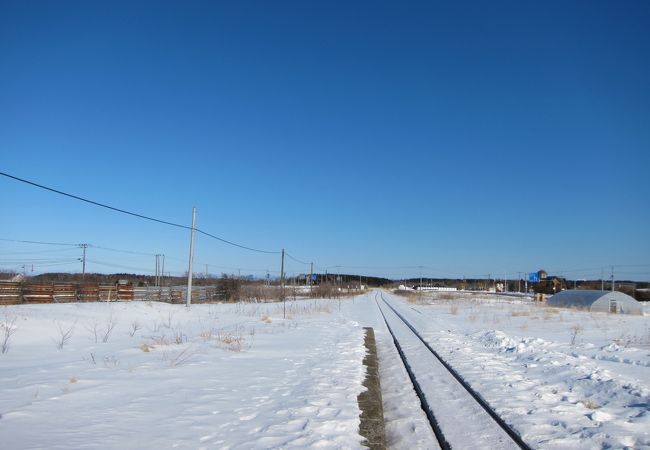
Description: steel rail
xmin=375 ymin=293 xmax=450 ymax=449
xmin=379 ymin=292 xmax=532 ymax=450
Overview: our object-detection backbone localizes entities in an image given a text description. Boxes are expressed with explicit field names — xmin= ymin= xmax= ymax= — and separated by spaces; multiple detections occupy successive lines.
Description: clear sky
xmin=1 ymin=1 xmax=649 ymax=281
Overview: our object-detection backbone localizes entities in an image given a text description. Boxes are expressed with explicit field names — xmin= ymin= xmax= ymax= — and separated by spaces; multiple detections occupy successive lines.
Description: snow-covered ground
xmin=0 ymin=300 xmax=367 ymax=449
xmin=1 ymin=291 xmax=648 ymax=449
xmin=383 ymin=290 xmax=650 ymax=449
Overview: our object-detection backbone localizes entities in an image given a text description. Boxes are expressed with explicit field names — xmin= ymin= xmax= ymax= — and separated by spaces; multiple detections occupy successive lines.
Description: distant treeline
xmin=24 ymin=272 xmax=393 ymax=287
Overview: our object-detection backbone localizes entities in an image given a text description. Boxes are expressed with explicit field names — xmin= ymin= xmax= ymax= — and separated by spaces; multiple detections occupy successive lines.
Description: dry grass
xmin=140 ymin=342 xmax=152 ymax=352
xmin=581 ymin=399 xmax=600 ymax=409
xmin=275 ymin=300 xmax=333 ymax=317
xmin=240 ymin=285 xmax=283 ymax=302
xmin=215 ymin=325 xmax=253 ymax=352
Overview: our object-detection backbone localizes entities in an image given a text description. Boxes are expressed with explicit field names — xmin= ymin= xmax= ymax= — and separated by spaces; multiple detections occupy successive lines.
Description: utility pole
xmin=601 ymin=268 xmax=604 ymax=291
xmin=186 ymin=207 xmax=197 ymax=307
xmin=154 ymin=254 xmax=159 ymax=287
xmin=79 ymin=244 xmax=88 ymax=280
xmin=161 ymin=254 xmax=165 ymax=287
xmin=205 ymin=264 xmax=208 ymax=278
xmin=611 ymin=266 xmax=615 ymax=292
xmin=517 ymin=272 xmax=521 ymax=293
xmin=280 ymin=249 xmax=285 ymax=319
xmin=310 ymin=262 xmax=313 ymax=296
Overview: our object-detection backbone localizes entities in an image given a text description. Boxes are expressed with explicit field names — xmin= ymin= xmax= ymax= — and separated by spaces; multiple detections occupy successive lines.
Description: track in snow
xmin=376 ymin=292 xmax=532 ymax=450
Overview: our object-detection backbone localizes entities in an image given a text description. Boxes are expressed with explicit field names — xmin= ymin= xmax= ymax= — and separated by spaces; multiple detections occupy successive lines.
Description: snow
xmin=1 ymin=291 xmax=649 ymax=449
xmin=0 ymin=300 xmax=366 ymax=449
xmin=385 ymin=290 xmax=650 ymax=449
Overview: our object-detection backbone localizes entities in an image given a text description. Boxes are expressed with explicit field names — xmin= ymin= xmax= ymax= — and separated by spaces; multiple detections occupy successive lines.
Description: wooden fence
xmin=0 ymin=281 xmax=227 ymax=305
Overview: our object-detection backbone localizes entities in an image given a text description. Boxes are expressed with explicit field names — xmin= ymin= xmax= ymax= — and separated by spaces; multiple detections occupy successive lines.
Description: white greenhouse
xmin=547 ymin=290 xmax=643 ymax=315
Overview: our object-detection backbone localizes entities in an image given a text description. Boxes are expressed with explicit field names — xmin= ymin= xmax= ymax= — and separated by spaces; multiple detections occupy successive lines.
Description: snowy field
xmin=1 ymin=291 xmax=649 ymax=449
xmin=0 ymin=300 xmax=367 ymax=449
xmin=384 ymin=290 xmax=650 ymax=449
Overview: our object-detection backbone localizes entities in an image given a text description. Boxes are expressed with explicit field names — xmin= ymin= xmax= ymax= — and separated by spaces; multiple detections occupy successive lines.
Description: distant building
xmin=547 ymin=290 xmax=642 ymax=315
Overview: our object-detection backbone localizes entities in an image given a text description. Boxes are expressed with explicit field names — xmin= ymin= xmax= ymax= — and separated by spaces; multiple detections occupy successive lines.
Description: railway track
xmin=376 ymin=292 xmax=532 ymax=450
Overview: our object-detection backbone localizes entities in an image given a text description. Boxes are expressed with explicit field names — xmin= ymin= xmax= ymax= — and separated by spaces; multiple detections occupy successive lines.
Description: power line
xmin=0 ymin=247 xmax=78 ymax=255
xmin=284 ymin=252 xmax=310 ymax=265
xmin=1 ymin=171 xmax=190 ymax=229
xmin=195 ymin=229 xmax=279 ymax=254
xmin=90 ymin=245 xmax=157 ymax=257
xmin=0 ymin=237 xmax=78 ymax=246
xmin=0 ymin=257 xmax=80 ymax=263
xmin=1 ymin=171 xmax=280 ymax=254
xmin=85 ymin=259 xmax=154 ymax=273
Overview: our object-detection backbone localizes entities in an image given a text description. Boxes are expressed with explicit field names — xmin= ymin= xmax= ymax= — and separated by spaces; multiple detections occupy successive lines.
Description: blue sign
xmin=528 ymin=272 xmax=539 ymax=282
xmin=311 ymin=274 xmax=317 ymax=281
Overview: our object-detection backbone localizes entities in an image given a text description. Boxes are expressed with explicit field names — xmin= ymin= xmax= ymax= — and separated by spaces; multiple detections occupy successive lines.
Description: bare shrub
xmin=129 ymin=320 xmax=142 ymax=337
xmin=199 ymin=327 xmax=215 ymax=341
xmin=102 ymin=313 xmax=117 ymax=343
xmin=163 ymin=311 xmax=175 ymax=329
xmin=240 ymin=284 xmax=281 ymax=302
xmin=260 ymin=314 xmax=272 ymax=323
xmin=216 ymin=276 xmax=241 ymax=302
xmin=570 ymin=324 xmax=583 ymax=346
xmin=55 ymin=322 xmax=76 ymax=350
xmin=168 ymin=346 xmax=196 ymax=367
xmin=85 ymin=320 xmax=99 ymax=344
xmin=172 ymin=328 xmax=186 ymax=344
xmin=103 ymin=355 xmax=119 ymax=368
xmin=313 ymin=283 xmax=342 ymax=299
xmin=392 ymin=289 xmax=417 ymax=300
xmin=1 ymin=315 xmax=18 ymax=354
xmin=87 ymin=352 xmax=96 ymax=364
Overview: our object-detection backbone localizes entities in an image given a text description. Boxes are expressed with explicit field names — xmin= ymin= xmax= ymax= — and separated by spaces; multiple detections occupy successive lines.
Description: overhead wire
xmin=284 ymin=252 xmax=310 ymax=265
xmin=1 ymin=171 xmax=280 ymax=255
xmin=85 ymin=259 xmax=154 ymax=273
xmin=0 ymin=247 xmax=79 ymax=255
xmin=3 ymin=172 xmax=648 ymax=281
xmin=0 ymin=237 xmax=78 ymax=246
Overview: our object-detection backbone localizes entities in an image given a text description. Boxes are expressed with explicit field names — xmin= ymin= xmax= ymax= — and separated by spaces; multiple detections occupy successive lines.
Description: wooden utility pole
xmin=80 ymin=244 xmax=88 ymax=280
xmin=155 ymin=254 xmax=159 ymax=286
xmin=186 ymin=207 xmax=196 ymax=307
xmin=161 ymin=254 xmax=165 ymax=287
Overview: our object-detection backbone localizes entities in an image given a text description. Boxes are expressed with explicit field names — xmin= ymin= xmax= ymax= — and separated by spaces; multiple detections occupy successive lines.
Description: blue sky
xmin=1 ymin=1 xmax=649 ymax=281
